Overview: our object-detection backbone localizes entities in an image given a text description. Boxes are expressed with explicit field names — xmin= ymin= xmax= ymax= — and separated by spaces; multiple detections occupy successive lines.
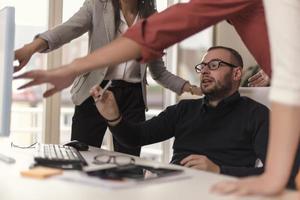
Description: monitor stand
xmin=0 ymin=153 xmax=15 ymax=164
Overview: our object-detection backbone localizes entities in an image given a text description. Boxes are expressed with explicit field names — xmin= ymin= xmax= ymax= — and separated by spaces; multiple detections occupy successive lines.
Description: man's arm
xmin=220 ymin=166 xmax=264 ymax=177
xmin=108 ymin=117 xmax=174 ymax=148
xmin=252 ymin=105 xmax=269 ymax=166
xmin=214 ymin=104 xmax=269 ymax=177
xmin=89 ymin=85 xmax=176 ymax=148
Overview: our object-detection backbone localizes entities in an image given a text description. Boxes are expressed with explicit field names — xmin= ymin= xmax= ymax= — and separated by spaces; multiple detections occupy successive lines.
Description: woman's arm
xmin=14 ymin=0 xmax=93 ymax=72
xmin=15 ymin=34 xmax=142 ymax=97
xmin=147 ymin=59 xmax=202 ymax=95
xmin=15 ymin=0 xmax=266 ymax=97
xmin=37 ymin=0 xmax=93 ymax=52
xmin=14 ymin=38 xmax=48 ymax=72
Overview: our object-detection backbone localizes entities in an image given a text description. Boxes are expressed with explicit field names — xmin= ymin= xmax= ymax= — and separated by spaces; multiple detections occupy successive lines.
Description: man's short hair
xmin=207 ymin=46 xmax=244 ymax=68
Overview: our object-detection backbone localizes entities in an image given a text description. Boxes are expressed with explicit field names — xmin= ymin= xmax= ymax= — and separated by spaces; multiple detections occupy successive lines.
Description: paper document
xmin=57 ymin=165 xmax=190 ymax=189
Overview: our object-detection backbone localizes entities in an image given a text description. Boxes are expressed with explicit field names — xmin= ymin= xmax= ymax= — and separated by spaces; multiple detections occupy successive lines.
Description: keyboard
xmin=34 ymin=143 xmax=87 ymax=169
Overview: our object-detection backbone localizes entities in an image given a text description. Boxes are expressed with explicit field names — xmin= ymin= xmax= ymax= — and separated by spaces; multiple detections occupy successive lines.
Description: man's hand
xmin=248 ymin=69 xmax=270 ymax=87
xmin=14 ymin=65 xmax=77 ymax=97
xmin=180 ymin=154 xmax=220 ymax=173
xmin=90 ymin=85 xmax=121 ymax=126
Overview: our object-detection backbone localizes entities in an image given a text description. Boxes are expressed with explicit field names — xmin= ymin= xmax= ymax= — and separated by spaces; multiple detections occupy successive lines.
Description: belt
xmin=101 ymin=80 xmax=141 ymax=88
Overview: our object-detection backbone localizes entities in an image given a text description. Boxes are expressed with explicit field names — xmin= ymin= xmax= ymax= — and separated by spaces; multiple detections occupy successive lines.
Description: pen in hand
xmin=94 ymin=80 xmax=112 ymax=103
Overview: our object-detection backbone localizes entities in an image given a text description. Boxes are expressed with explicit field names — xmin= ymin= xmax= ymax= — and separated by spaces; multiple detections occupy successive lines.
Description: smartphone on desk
xmin=86 ymin=164 xmax=183 ymax=181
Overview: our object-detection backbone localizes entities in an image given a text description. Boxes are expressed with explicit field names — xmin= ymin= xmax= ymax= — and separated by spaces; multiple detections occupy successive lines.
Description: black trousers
xmin=71 ymin=80 xmax=145 ymax=156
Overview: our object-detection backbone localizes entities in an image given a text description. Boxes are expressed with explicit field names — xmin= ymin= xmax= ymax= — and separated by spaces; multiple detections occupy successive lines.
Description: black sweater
xmin=110 ymin=92 xmax=269 ymax=177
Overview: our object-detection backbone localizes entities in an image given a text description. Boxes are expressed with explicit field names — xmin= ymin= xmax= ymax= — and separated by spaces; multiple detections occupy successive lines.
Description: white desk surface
xmin=0 ymin=139 xmax=299 ymax=200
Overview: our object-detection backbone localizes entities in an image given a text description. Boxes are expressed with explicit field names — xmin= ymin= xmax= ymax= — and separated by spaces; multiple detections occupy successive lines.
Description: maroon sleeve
xmin=230 ymin=2 xmax=271 ymax=76
xmin=123 ymin=0 xmax=265 ymax=65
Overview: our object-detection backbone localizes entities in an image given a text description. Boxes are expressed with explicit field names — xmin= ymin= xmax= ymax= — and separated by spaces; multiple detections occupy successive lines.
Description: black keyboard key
xmin=34 ymin=143 xmax=87 ymax=169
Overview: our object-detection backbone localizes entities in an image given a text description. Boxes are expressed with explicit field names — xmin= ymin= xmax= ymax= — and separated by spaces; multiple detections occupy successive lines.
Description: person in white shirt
xmin=211 ymin=0 xmax=300 ymax=196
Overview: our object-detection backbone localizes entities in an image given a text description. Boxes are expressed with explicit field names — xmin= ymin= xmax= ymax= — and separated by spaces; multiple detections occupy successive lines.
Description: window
xmin=176 ymin=0 xmax=213 ymax=101
xmin=3 ymin=0 xmax=210 ymax=164
xmin=60 ymin=0 xmax=87 ymax=144
xmin=145 ymin=1 xmax=168 ymax=110
xmin=177 ymin=27 xmax=214 ymax=101
xmin=140 ymin=0 xmax=171 ymax=162
xmin=1 ymin=0 xmax=49 ymax=145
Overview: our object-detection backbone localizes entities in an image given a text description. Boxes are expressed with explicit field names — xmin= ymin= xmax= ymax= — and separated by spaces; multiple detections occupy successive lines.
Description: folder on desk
xmin=58 ymin=164 xmax=187 ymax=189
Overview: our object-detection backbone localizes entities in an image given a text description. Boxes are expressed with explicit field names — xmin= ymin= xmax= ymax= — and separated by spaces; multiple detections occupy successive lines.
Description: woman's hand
xmin=248 ymin=69 xmax=270 ymax=87
xmin=14 ymin=45 xmax=35 ymax=72
xmin=182 ymin=82 xmax=203 ymax=96
xmin=14 ymin=38 xmax=48 ymax=72
xmin=211 ymin=174 xmax=285 ymax=196
xmin=14 ymin=65 xmax=77 ymax=97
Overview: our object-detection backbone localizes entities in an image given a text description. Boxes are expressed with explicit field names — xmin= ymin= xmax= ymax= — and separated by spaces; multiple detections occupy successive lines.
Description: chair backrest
xmin=239 ymin=87 xmax=270 ymax=168
xmin=239 ymin=87 xmax=270 ymax=109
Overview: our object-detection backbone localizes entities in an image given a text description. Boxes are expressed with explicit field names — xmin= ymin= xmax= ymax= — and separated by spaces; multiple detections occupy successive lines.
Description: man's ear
xmin=233 ymin=67 xmax=242 ymax=81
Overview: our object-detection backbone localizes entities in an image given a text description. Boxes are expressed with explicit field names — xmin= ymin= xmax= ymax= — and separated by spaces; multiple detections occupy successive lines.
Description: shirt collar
xmin=202 ymin=91 xmax=241 ymax=108
xmin=120 ymin=10 xmax=139 ymax=26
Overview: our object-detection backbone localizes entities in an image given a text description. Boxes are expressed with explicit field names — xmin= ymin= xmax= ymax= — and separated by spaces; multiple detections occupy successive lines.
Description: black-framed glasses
xmin=93 ymin=154 xmax=135 ymax=166
xmin=195 ymin=59 xmax=238 ymax=73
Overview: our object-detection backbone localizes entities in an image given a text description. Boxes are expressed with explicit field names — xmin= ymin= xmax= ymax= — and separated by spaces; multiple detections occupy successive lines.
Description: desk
xmin=0 ymin=139 xmax=299 ymax=200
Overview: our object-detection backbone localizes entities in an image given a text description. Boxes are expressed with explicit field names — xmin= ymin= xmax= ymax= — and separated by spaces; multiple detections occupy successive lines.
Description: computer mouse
xmin=63 ymin=140 xmax=89 ymax=151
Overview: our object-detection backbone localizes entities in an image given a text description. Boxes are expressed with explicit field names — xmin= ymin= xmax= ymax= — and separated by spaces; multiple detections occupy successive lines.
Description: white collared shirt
xmin=104 ymin=11 xmax=141 ymax=83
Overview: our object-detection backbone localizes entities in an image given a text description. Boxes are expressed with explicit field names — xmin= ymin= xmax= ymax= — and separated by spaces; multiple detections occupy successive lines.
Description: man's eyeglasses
xmin=195 ymin=59 xmax=238 ymax=73
xmin=93 ymin=154 xmax=135 ymax=166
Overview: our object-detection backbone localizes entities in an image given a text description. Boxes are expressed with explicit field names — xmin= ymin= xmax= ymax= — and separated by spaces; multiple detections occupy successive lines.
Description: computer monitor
xmin=0 ymin=7 xmax=15 ymax=137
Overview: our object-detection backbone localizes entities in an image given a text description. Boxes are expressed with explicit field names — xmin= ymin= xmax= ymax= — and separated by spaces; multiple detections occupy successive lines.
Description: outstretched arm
xmin=123 ymin=0 xmax=271 ymax=75
xmin=14 ymin=37 xmax=142 ymax=97
xmin=15 ymin=0 xmax=268 ymax=98
xmin=14 ymin=38 xmax=48 ymax=72
xmin=14 ymin=0 xmax=93 ymax=73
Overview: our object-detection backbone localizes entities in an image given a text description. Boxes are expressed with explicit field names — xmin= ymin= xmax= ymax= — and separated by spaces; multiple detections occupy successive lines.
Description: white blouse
xmin=266 ymin=0 xmax=300 ymax=106
xmin=104 ymin=11 xmax=141 ymax=83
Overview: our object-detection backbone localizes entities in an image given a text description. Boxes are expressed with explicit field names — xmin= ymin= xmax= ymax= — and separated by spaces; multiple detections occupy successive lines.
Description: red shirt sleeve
xmin=123 ymin=0 xmax=271 ymax=76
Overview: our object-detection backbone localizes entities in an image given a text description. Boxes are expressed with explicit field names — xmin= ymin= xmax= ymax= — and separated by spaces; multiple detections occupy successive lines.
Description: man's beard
xmin=201 ymin=74 xmax=233 ymax=101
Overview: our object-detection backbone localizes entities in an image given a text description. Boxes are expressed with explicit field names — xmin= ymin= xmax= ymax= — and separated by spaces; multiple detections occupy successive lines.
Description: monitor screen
xmin=0 ymin=7 xmax=15 ymax=137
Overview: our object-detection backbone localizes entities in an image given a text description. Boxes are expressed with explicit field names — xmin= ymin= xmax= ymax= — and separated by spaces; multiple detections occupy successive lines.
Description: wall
xmin=215 ymin=21 xmax=257 ymax=69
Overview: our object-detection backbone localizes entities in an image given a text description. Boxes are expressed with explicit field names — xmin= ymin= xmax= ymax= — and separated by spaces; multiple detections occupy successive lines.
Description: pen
xmin=95 ymin=80 xmax=112 ymax=102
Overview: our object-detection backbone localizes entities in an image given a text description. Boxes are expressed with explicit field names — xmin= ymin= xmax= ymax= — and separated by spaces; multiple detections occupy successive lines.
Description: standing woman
xmin=14 ymin=0 xmax=199 ymax=156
